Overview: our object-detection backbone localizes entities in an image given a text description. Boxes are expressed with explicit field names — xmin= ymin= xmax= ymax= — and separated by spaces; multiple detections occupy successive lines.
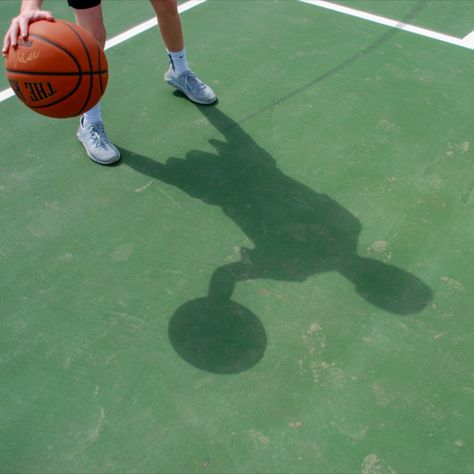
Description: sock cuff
xmin=167 ymin=48 xmax=189 ymax=76
xmin=167 ymin=48 xmax=186 ymax=58
xmin=82 ymin=102 xmax=102 ymax=125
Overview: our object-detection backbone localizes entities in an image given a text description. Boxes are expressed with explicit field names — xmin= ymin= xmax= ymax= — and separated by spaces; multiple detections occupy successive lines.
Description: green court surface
xmin=1 ymin=1 xmax=473 ymax=473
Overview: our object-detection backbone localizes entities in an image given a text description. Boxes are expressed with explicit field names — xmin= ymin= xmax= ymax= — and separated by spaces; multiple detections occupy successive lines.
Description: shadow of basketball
xmin=168 ymin=297 xmax=267 ymax=374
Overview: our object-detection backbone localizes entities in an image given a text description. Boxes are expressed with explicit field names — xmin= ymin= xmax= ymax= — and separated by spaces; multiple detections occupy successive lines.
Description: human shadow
xmin=120 ymin=106 xmax=432 ymax=373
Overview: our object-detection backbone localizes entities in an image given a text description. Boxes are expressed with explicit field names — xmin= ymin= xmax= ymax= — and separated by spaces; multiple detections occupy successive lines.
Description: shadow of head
xmin=339 ymin=256 xmax=433 ymax=315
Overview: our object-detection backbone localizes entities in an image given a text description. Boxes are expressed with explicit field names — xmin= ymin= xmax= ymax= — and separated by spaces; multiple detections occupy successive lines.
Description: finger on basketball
xmin=2 ymin=30 xmax=10 ymax=54
xmin=9 ymin=21 xmax=20 ymax=47
xmin=41 ymin=11 xmax=55 ymax=21
xmin=19 ymin=17 xmax=29 ymax=39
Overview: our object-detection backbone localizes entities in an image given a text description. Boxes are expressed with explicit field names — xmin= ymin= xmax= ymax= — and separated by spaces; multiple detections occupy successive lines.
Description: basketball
xmin=4 ymin=19 xmax=108 ymax=119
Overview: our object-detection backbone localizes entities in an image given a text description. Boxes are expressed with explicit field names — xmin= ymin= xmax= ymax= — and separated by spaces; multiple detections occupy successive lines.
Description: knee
xmin=86 ymin=17 xmax=106 ymax=48
xmin=88 ymin=25 xmax=106 ymax=48
xmin=74 ymin=7 xmax=107 ymax=48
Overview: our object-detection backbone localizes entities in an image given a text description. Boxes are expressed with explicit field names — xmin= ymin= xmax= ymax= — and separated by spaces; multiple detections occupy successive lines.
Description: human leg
xmin=149 ymin=0 xmax=184 ymax=52
xmin=69 ymin=0 xmax=120 ymax=164
xmin=69 ymin=0 xmax=106 ymax=47
xmin=149 ymin=0 xmax=216 ymax=104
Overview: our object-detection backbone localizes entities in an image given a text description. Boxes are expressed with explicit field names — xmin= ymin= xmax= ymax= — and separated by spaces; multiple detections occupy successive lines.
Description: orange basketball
xmin=4 ymin=19 xmax=108 ymax=119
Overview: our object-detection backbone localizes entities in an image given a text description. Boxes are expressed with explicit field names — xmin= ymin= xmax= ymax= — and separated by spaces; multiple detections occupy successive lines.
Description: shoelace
xmin=185 ymin=73 xmax=207 ymax=92
xmin=88 ymin=124 xmax=110 ymax=149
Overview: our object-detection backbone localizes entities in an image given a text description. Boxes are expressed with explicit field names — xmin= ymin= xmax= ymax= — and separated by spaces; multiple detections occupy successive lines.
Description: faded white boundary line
xmin=105 ymin=0 xmax=206 ymax=50
xmin=0 ymin=0 xmax=207 ymax=104
xmin=299 ymin=0 xmax=474 ymax=51
xmin=463 ymin=29 xmax=474 ymax=48
xmin=0 ymin=88 xmax=14 ymax=102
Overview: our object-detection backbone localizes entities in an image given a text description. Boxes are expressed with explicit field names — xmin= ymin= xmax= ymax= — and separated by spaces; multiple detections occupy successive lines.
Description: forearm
xmin=20 ymin=0 xmax=44 ymax=14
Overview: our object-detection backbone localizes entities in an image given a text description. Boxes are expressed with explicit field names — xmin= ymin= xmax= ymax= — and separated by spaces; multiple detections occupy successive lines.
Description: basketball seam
xmin=6 ymin=70 xmax=107 ymax=76
xmin=97 ymin=44 xmax=104 ymax=96
xmin=26 ymin=31 xmax=84 ymax=110
xmin=28 ymin=32 xmax=83 ymax=74
xmin=60 ymin=21 xmax=95 ymax=116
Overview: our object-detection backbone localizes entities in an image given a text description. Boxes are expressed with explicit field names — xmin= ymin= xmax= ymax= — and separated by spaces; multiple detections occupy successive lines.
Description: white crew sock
xmin=82 ymin=102 xmax=102 ymax=126
xmin=167 ymin=48 xmax=189 ymax=76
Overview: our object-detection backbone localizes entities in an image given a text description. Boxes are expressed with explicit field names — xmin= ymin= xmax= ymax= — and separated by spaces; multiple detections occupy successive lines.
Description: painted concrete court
xmin=1 ymin=1 xmax=473 ymax=472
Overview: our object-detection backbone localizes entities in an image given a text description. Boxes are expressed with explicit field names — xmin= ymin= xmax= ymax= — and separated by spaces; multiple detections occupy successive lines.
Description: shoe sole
xmin=165 ymin=79 xmax=217 ymax=105
xmin=77 ymin=133 xmax=121 ymax=166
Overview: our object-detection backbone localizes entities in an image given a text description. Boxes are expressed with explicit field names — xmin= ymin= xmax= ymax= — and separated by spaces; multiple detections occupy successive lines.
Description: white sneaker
xmin=76 ymin=117 xmax=121 ymax=165
xmin=164 ymin=67 xmax=217 ymax=105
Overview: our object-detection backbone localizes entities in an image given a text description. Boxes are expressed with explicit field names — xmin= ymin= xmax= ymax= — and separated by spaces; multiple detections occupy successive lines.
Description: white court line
xmin=0 ymin=0 xmax=207 ymax=104
xmin=299 ymin=0 xmax=474 ymax=51
xmin=0 ymin=88 xmax=15 ymax=102
xmin=463 ymin=30 xmax=474 ymax=48
xmin=105 ymin=0 xmax=207 ymax=50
